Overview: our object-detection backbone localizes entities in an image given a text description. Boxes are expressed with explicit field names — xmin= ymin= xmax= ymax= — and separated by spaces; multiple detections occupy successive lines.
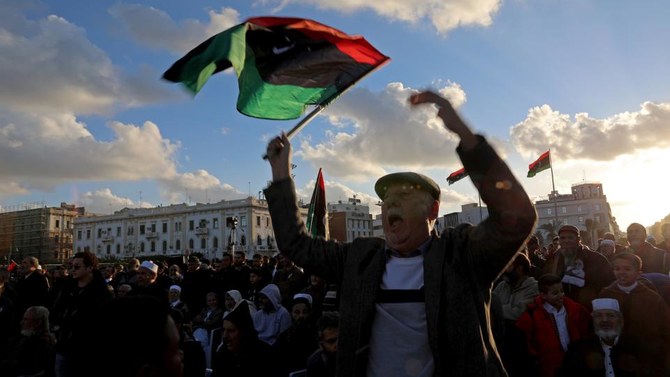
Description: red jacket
xmin=516 ymin=296 xmax=591 ymax=377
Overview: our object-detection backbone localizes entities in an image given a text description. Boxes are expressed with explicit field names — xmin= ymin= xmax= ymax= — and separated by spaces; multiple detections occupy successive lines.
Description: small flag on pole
xmin=306 ymin=168 xmax=329 ymax=239
xmin=163 ymin=17 xmax=390 ymax=120
xmin=527 ymin=151 xmax=551 ymax=178
xmin=447 ymin=167 xmax=468 ymax=185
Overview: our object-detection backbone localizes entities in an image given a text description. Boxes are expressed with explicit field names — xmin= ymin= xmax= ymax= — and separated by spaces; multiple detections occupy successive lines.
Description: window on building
xmin=151 ymin=241 xmax=156 ymax=252
xmin=162 ymin=240 xmax=167 ymax=252
xmin=267 ymin=236 xmax=273 ymax=247
xmin=266 ymin=218 xmax=270 ymax=227
xmin=116 ymin=244 xmax=120 ymax=254
xmin=199 ymin=219 xmax=207 ymax=228
xmin=97 ymin=229 xmax=102 ymax=238
xmin=56 ymin=220 xmax=60 ymax=228
xmin=189 ymin=239 xmax=194 ymax=249
xmin=162 ymin=222 xmax=168 ymax=233
xmin=140 ymin=242 xmax=145 ymax=252
xmin=257 ymin=235 xmax=262 ymax=246
xmin=77 ymin=230 xmax=82 ymax=240
xmin=189 ymin=220 xmax=194 ymax=231
xmin=117 ymin=227 xmax=121 ymax=237
xmin=106 ymin=245 xmax=111 ymax=254
xmin=201 ymin=238 xmax=206 ymax=249
xmin=213 ymin=237 xmax=218 ymax=248
xmin=240 ymin=235 xmax=246 ymax=246
xmin=140 ymin=225 xmax=145 ymax=235
xmin=150 ymin=223 xmax=156 ymax=232
xmin=176 ymin=240 xmax=181 ymax=250
xmin=66 ymin=221 xmax=70 ymax=229
xmin=561 ymin=207 xmax=567 ymax=214
xmin=577 ymin=205 xmax=582 ymax=213
xmin=578 ymin=216 xmax=584 ymax=223
xmin=213 ymin=218 xmax=219 ymax=229
xmin=257 ymin=216 xmax=261 ymax=226
xmin=595 ymin=215 xmax=601 ymax=224
xmin=547 ymin=208 xmax=553 ymax=215
xmin=595 ymin=204 xmax=601 ymax=211
xmin=240 ymin=216 xmax=247 ymax=227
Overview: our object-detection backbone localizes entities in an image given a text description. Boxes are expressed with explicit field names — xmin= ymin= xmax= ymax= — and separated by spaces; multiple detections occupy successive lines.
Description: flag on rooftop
xmin=447 ymin=167 xmax=468 ymax=185
xmin=306 ymin=168 xmax=329 ymax=239
xmin=163 ymin=16 xmax=390 ymax=120
xmin=527 ymin=150 xmax=551 ymax=178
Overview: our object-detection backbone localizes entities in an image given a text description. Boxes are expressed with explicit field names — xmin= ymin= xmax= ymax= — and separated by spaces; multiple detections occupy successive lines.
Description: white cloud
xmin=0 ymin=9 xmax=174 ymax=115
xmin=158 ymin=169 xmax=247 ymax=204
xmin=108 ymin=4 xmax=240 ymax=54
xmin=510 ymin=101 xmax=670 ymax=161
xmin=256 ymin=0 xmax=501 ymax=35
xmin=78 ymin=188 xmax=137 ymax=214
xmin=296 ymin=82 xmax=467 ymax=180
xmin=0 ymin=111 xmax=179 ymax=190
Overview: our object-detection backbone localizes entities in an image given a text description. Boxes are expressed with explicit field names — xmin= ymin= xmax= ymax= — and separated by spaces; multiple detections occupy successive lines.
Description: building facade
xmin=74 ymin=197 xmax=306 ymax=261
xmin=441 ymin=203 xmax=489 ymax=228
xmin=0 ymin=202 xmax=83 ymax=263
xmin=327 ymin=197 xmax=373 ymax=242
xmin=535 ymin=182 xmax=619 ymax=248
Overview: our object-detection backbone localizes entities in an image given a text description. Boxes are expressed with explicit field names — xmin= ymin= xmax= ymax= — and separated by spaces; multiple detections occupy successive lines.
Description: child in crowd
xmin=598 ymin=252 xmax=670 ymax=371
xmin=516 ymin=274 xmax=591 ymax=377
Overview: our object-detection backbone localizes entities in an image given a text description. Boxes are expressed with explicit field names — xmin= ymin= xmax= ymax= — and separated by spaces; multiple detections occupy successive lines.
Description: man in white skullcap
xmin=559 ymin=298 xmax=659 ymax=376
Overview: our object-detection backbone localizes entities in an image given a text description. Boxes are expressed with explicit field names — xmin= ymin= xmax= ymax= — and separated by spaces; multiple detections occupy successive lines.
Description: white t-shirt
xmin=367 ymin=253 xmax=434 ymax=377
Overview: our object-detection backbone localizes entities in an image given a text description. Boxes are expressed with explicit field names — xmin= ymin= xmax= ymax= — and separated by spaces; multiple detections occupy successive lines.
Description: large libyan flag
xmin=163 ymin=17 xmax=390 ymax=120
xmin=527 ymin=150 xmax=551 ymax=178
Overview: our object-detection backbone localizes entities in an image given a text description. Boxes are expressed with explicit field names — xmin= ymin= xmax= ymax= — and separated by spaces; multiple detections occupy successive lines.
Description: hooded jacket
xmin=252 ymin=284 xmax=291 ymax=345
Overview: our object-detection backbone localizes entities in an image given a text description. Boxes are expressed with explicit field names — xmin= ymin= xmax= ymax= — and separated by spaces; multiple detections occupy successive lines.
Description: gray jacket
xmin=264 ymin=137 xmax=537 ymax=376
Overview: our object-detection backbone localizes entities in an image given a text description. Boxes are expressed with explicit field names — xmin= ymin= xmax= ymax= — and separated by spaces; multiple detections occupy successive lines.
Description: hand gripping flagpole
xmin=262 ymin=59 xmax=389 ymax=160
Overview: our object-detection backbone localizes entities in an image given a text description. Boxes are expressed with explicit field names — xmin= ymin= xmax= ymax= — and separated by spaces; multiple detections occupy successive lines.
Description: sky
xmin=1 ymin=0 xmax=670 ymax=230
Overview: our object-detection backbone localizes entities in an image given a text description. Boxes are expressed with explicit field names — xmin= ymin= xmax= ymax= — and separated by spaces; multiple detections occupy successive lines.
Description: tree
xmin=538 ymin=222 xmax=563 ymax=245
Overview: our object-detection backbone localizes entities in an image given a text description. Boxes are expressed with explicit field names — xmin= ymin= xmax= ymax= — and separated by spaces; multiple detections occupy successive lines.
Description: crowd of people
xmin=1 ymin=90 xmax=670 ymax=377
xmin=0 ymin=251 xmax=340 ymax=377
xmin=494 ymin=223 xmax=670 ymax=377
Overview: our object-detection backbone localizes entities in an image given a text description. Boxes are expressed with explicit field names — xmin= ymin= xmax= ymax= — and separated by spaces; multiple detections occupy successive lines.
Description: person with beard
xmin=0 ymin=305 xmax=56 ymax=377
xmin=275 ymin=293 xmax=319 ymax=376
xmin=598 ymin=252 xmax=670 ymax=372
xmin=492 ymin=253 xmax=538 ymax=377
xmin=559 ymin=298 xmax=658 ymax=377
xmin=131 ymin=260 xmax=168 ymax=301
xmin=264 ymin=90 xmax=537 ymax=377
xmin=516 ymin=274 xmax=591 ymax=377
xmin=625 ymin=223 xmax=667 ymax=274
xmin=542 ymin=225 xmax=614 ymax=310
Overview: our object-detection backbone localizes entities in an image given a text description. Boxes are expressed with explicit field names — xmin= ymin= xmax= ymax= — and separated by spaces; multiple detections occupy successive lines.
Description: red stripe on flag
xmin=528 ymin=150 xmax=550 ymax=170
xmin=247 ymin=17 xmax=389 ymax=65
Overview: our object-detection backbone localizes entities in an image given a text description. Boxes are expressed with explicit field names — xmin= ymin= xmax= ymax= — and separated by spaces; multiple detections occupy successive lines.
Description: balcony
xmin=101 ymin=235 xmax=114 ymax=242
xmin=145 ymin=231 xmax=158 ymax=239
xmin=196 ymin=227 xmax=209 ymax=235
